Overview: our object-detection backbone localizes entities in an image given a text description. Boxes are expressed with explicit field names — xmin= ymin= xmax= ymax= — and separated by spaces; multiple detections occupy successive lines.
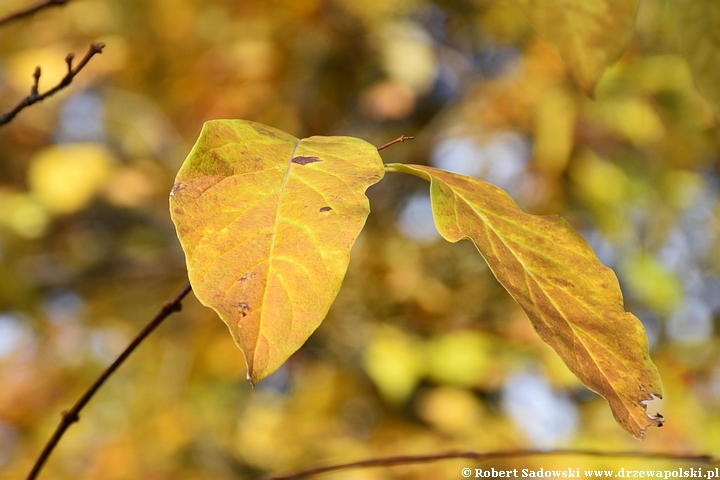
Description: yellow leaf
xmin=510 ymin=0 xmax=640 ymax=94
xmin=387 ymin=163 xmax=663 ymax=439
xmin=170 ymin=120 xmax=384 ymax=383
xmin=673 ymin=0 xmax=720 ymax=119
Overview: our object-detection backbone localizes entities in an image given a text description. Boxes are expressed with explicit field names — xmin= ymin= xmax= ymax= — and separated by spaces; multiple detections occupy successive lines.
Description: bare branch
xmin=0 ymin=0 xmax=69 ymax=27
xmin=265 ymin=449 xmax=715 ymax=480
xmin=0 ymin=42 xmax=105 ymax=127
xmin=25 ymin=281 xmax=193 ymax=480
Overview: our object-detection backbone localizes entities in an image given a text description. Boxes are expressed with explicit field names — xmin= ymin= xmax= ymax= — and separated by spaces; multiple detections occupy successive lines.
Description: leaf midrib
xmin=448 ymin=183 xmax=639 ymax=405
xmin=254 ymin=139 xmax=301 ymax=367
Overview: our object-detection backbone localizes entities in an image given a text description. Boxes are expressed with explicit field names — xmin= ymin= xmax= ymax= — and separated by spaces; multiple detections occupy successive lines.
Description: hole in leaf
xmin=640 ymin=392 xmax=664 ymax=426
xmin=238 ymin=302 xmax=251 ymax=317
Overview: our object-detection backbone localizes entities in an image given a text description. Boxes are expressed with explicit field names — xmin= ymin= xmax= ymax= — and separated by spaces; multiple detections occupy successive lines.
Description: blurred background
xmin=1 ymin=0 xmax=719 ymax=478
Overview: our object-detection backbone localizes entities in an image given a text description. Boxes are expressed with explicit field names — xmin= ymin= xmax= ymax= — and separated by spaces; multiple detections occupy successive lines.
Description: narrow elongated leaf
xmin=510 ymin=0 xmax=640 ymax=94
xmin=673 ymin=0 xmax=720 ymax=119
xmin=170 ymin=120 xmax=384 ymax=383
xmin=388 ymin=164 xmax=663 ymax=438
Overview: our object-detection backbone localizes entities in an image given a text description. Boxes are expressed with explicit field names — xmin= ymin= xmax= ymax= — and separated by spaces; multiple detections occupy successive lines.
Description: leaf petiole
xmin=376 ymin=135 xmax=414 ymax=152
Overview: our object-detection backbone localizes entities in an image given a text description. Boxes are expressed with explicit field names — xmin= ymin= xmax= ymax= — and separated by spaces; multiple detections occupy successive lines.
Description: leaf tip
xmin=246 ymin=368 xmax=259 ymax=388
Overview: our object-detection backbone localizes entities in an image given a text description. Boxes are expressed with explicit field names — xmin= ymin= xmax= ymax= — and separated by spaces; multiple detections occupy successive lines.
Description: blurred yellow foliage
xmin=673 ymin=0 xmax=720 ymax=118
xmin=7 ymin=46 xmax=70 ymax=93
xmin=623 ymin=252 xmax=683 ymax=314
xmin=425 ymin=331 xmax=494 ymax=388
xmin=624 ymin=55 xmax=696 ymax=94
xmin=0 ymin=191 xmax=50 ymax=238
xmin=532 ymin=86 xmax=577 ymax=176
xmin=660 ymin=170 xmax=704 ymax=210
xmin=363 ymin=325 xmax=424 ymax=403
xmin=480 ymin=2 xmax=529 ymax=45
xmin=510 ymin=0 xmax=640 ymax=93
xmin=2 ymin=0 xmax=720 ymax=477
xmin=229 ymin=38 xmax=279 ymax=82
xmin=416 ymin=386 xmax=485 ymax=436
xmin=570 ymin=150 xmax=628 ymax=205
xmin=235 ymin=402 xmax=286 ymax=468
xmin=102 ymin=165 xmax=155 ymax=208
xmin=376 ymin=21 xmax=437 ymax=95
xmin=360 ymin=80 xmax=415 ymax=121
xmin=28 ymin=143 xmax=114 ymax=214
xmin=594 ymin=96 xmax=665 ymax=145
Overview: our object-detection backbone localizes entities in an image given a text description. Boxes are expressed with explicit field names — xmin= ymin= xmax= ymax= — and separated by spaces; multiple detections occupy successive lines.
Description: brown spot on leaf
xmin=319 ymin=206 xmax=332 ymax=212
xmin=251 ymin=123 xmax=284 ymax=139
xmin=239 ymin=272 xmax=255 ymax=282
xmin=291 ymin=156 xmax=321 ymax=165
xmin=238 ymin=302 xmax=251 ymax=317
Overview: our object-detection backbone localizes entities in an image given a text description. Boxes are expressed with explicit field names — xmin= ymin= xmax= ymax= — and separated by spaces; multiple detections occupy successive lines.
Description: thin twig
xmin=26 ymin=281 xmax=193 ymax=480
xmin=0 ymin=41 xmax=105 ymax=127
xmin=265 ymin=449 xmax=716 ymax=480
xmin=377 ymin=135 xmax=414 ymax=152
xmin=0 ymin=0 xmax=69 ymax=27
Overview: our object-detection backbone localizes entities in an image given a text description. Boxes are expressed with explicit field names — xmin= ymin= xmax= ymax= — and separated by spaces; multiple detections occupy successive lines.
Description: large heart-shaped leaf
xmin=510 ymin=0 xmax=640 ymax=94
xmin=170 ymin=120 xmax=384 ymax=383
xmin=387 ymin=164 xmax=663 ymax=438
